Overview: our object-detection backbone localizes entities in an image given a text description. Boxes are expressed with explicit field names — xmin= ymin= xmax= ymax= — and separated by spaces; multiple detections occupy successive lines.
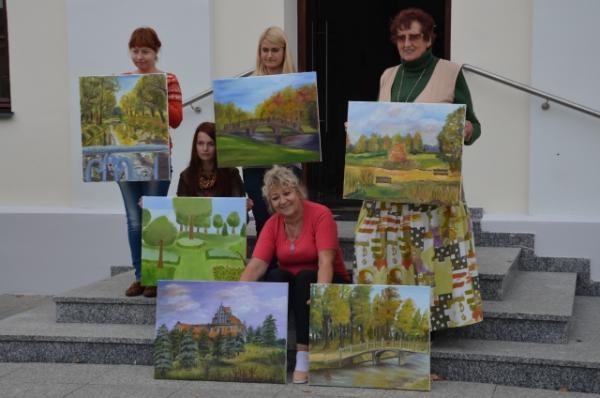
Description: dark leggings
xmin=264 ymin=268 xmax=348 ymax=345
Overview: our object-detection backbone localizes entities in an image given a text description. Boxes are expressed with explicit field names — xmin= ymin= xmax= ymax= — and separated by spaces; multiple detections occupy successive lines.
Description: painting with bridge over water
xmin=309 ymin=283 xmax=431 ymax=391
xmin=344 ymin=101 xmax=465 ymax=205
xmin=213 ymin=72 xmax=321 ymax=167
xmin=79 ymin=73 xmax=170 ymax=182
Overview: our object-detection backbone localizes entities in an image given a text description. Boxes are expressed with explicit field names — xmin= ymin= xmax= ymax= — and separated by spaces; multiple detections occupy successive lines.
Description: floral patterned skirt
xmin=354 ymin=201 xmax=483 ymax=331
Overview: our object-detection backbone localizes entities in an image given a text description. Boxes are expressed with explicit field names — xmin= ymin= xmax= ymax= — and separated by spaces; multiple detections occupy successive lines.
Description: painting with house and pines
xmin=154 ymin=281 xmax=288 ymax=383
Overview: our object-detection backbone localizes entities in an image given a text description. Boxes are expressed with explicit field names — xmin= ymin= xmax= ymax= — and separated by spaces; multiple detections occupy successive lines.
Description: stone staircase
xmin=0 ymin=210 xmax=599 ymax=392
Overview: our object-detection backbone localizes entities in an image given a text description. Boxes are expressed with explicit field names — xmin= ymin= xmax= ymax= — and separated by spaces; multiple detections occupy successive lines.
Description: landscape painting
xmin=79 ymin=73 xmax=170 ymax=182
xmin=213 ymin=72 xmax=321 ymax=167
xmin=141 ymin=196 xmax=246 ymax=287
xmin=344 ymin=101 xmax=466 ymax=205
xmin=309 ymin=284 xmax=431 ymax=391
xmin=154 ymin=281 xmax=288 ymax=383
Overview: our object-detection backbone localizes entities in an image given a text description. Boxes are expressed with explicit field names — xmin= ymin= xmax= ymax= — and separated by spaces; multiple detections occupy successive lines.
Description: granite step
xmin=432 ymin=296 xmax=600 ymax=393
xmin=0 ymin=302 xmax=153 ymax=365
xmin=445 ymin=271 xmax=577 ymax=344
xmin=62 ymin=247 xmax=520 ymax=325
xmin=1 ymin=297 xmax=598 ymax=393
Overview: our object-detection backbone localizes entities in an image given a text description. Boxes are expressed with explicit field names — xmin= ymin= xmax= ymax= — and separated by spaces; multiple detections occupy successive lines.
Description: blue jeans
xmin=118 ymin=180 xmax=170 ymax=281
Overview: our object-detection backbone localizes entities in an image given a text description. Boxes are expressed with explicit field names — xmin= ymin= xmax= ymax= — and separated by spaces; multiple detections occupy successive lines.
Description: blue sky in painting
xmin=143 ymin=196 xmax=246 ymax=234
xmin=156 ymin=281 xmax=289 ymax=338
xmin=347 ymin=101 xmax=465 ymax=146
xmin=213 ymin=72 xmax=317 ymax=112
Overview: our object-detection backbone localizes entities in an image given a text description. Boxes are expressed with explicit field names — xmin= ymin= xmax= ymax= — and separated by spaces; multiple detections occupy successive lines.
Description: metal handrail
xmin=462 ymin=64 xmax=600 ymax=119
xmin=183 ymin=68 xmax=254 ymax=112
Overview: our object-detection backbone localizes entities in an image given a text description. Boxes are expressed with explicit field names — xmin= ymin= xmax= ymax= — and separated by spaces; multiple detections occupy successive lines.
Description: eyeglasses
xmin=397 ymin=33 xmax=424 ymax=43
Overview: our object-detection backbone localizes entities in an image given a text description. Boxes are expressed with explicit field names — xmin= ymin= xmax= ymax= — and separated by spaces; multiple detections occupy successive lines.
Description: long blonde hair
xmin=255 ymin=26 xmax=296 ymax=76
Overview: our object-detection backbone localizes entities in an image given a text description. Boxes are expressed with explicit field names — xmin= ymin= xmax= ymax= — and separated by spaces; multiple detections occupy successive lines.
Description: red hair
xmin=390 ymin=8 xmax=436 ymax=43
xmin=128 ymin=27 xmax=162 ymax=51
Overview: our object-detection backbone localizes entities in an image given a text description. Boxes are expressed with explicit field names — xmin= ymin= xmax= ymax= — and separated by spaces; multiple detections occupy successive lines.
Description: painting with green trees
xmin=213 ymin=72 xmax=321 ymax=167
xmin=309 ymin=284 xmax=431 ymax=391
xmin=141 ymin=196 xmax=247 ymax=286
xmin=154 ymin=280 xmax=288 ymax=383
xmin=344 ymin=101 xmax=466 ymax=204
xmin=79 ymin=73 xmax=170 ymax=182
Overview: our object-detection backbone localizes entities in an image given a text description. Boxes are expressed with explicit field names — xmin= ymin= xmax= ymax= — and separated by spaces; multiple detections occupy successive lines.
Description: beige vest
xmin=378 ymin=59 xmax=461 ymax=103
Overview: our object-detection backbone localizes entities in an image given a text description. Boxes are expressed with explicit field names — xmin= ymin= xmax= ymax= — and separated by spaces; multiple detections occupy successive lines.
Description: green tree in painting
xmin=310 ymin=285 xmax=324 ymax=344
xmin=177 ymin=331 xmax=198 ymax=369
xmin=197 ymin=215 xmax=211 ymax=234
xmin=142 ymin=208 xmax=151 ymax=227
xmin=211 ymin=333 xmax=225 ymax=358
xmin=412 ymin=131 xmax=424 ymax=153
xmin=367 ymin=133 xmax=380 ymax=152
xmin=212 ymin=214 xmax=224 ymax=234
xmin=329 ymin=286 xmax=350 ymax=348
xmin=261 ymin=314 xmax=278 ymax=347
xmin=142 ymin=216 xmax=177 ymax=269
xmin=154 ymin=324 xmax=173 ymax=377
xmin=349 ymin=285 xmax=372 ymax=344
xmin=437 ymin=106 xmax=465 ymax=172
xmin=222 ymin=224 xmax=229 ymax=236
xmin=240 ymin=223 xmax=247 ymax=237
xmin=172 ymin=197 xmax=212 ymax=240
xmin=227 ymin=211 xmax=241 ymax=234
xmin=395 ymin=297 xmax=416 ymax=340
xmin=232 ymin=334 xmax=245 ymax=356
xmin=197 ymin=329 xmax=210 ymax=357
xmin=353 ymin=134 xmax=368 ymax=154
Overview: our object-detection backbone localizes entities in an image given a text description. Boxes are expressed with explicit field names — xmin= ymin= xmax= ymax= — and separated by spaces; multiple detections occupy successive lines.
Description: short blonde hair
xmin=262 ymin=166 xmax=306 ymax=212
xmin=255 ymin=26 xmax=297 ymax=76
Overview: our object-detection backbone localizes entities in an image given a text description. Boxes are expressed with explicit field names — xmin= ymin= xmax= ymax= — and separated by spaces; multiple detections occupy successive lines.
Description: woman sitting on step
xmin=240 ymin=165 xmax=350 ymax=384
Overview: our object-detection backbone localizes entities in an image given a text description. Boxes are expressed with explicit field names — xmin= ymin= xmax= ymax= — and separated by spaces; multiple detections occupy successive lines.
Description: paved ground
xmin=1 ymin=295 xmax=599 ymax=398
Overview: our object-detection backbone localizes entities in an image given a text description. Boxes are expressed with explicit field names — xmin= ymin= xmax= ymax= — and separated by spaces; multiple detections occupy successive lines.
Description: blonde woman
xmin=241 ymin=166 xmax=349 ymax=384
xmin=244 ymin=26 xmax=297 ymax=239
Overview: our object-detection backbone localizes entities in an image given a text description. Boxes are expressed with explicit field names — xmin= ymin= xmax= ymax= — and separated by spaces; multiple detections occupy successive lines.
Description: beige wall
xmin=212 ymin=0 xmax=296 ymax=78
xmin=2 ymin=0 xmax=71 ymax=206
xmin=452 ymin=0 xmax=533 ymax=214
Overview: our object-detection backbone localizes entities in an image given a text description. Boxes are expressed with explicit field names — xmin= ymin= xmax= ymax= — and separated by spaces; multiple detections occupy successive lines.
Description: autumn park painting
xmin=309 ymin=284 xmax=431 ymax=391
xmin=79 ymin=73 xmax=169 ymax=182
xmin=344 ymin=102 xmax=466 ymax=204
xmin=213 ymin=72 xmax=321 ymax=167
xmin=141 ymin=197 xmax=246 ymax=286
xmin=154 ymin=281 xmax=288 ymax=383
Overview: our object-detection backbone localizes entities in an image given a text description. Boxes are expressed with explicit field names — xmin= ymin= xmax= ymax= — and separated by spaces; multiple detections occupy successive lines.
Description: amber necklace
xmin=396 ymin=65 xmax=427 ymax=102
xmin=198 ymin=172 xmax=216 ymax=189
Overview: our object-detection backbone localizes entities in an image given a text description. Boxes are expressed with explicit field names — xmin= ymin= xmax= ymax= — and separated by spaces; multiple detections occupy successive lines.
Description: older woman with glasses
xmin=354 ymin=8 xmax=483 ymax=332
xmin=241 ymin=165 xmax=349 ymax=384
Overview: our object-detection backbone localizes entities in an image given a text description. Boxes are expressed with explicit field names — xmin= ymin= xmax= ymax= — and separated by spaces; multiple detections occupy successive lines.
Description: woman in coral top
xmin=122 ymin=27 xmax=183 ymax=298
xmin=240 ymin=166 xmax=349 ymax=384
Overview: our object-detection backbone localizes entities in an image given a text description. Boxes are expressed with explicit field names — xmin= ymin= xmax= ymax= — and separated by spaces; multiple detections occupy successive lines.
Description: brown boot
xmin=143 ymin=286 xmax=157 ymax=298
xmin=125 ymin=281 xmax=144 ymax=297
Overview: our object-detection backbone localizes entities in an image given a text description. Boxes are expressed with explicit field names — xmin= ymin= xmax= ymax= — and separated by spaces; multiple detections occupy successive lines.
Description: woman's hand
xmin=239 ymin=257 xmax=268 ymax=281
xmin=317 ymin=249 xmax=335 ymax=283
xmin=246 ymin=198 xmax=254 ymax=211
xmin=464 ymin=121 xmax=473 ymax=143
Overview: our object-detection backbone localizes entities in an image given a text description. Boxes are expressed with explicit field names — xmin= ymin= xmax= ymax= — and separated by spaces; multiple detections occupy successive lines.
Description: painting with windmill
xmin=309 ymin=283 xmax=431 ymax=391
xmin=141 ymin=197 xmax=246 ymax=286
xmin=79 ymin=73 xmax=170 ymax=182
xmin=344 ymin=101 xmax=465 ymax=205
xmin=154 ymin=281 xmax=288 ymax=383
xmin=213 ymin=72 xmax=321 ymax=167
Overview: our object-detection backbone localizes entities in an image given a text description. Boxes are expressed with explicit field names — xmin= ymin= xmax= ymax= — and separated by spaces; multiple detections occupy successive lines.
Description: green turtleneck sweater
xmin=390 ymin=49 xmax=481 ymax=145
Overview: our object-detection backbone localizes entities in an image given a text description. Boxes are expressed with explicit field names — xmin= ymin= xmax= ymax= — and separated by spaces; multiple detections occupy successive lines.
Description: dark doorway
xmin=299 ymin=0 xmax=451 ymax=209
